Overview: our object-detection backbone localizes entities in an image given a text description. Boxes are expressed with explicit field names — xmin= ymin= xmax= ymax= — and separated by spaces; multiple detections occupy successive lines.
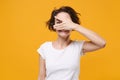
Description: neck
xmin=55 ymin=35 xmax=71 ymax=48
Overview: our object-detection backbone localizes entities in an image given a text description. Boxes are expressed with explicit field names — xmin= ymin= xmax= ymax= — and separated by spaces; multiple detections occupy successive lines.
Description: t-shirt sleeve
xmin=78 ymin=40 xmax=85 ymax=56
xmin=37 ymin=43 xmax=46 ymax=59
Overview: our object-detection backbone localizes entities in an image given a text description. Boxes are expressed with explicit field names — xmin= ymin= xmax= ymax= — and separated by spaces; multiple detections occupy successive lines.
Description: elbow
xmin=101 ymin=43 xmax=106 ymax=48
xmin=99 ymin=40 xmax=107 ymax=48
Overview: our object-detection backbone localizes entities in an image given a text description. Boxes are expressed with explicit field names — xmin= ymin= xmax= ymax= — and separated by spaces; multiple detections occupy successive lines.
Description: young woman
xmin=37 ymin=6 xmax=106 ymax=80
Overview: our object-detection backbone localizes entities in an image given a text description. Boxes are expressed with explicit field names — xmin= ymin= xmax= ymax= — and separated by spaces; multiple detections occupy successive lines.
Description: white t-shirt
xmin=37 ymin=40 xmax=85 ymax=80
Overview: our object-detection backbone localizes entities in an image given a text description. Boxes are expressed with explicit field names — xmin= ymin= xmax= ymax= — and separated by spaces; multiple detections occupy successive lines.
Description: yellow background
xmin=1 ymin=0 xmax=120 ymax=80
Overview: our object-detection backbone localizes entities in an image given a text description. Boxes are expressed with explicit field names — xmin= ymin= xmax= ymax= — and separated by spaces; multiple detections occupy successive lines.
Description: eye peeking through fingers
xmin=56 ymin=21 xmax=62 ymax=24
xmin=56 ymin=19 xmax=62 ymax=24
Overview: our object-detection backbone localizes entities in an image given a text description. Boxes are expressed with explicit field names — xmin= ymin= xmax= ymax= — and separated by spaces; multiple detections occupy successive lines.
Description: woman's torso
xmin=37 ymin=40 xmax=85 ymax=80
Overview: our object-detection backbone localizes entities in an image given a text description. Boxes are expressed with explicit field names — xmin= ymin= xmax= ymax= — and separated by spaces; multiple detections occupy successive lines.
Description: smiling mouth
xmin=58 ymin=30 xmax=70 ymax=33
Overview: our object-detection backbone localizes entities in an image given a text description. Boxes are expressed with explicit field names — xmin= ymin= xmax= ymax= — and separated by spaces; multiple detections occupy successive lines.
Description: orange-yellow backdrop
xmin=1 ymin=0 xmax=120 ymax=80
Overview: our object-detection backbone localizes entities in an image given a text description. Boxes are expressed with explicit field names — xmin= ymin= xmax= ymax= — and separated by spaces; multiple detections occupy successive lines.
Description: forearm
xmin=74 ymin=24 xmax=106 ymax=47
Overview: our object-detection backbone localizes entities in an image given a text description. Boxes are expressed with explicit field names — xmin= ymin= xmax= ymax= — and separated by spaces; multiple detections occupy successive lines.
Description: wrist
xmin=73 ymin=23 xmax=80 ymax=31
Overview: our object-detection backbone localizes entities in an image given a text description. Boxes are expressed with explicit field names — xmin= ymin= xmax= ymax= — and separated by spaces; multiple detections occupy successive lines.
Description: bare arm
xmin=54 ymin=16 xmax=106 ymax=55
xmin=74 ymin=24 xmax=106 ymax=54
xmin=38 ymin=54 xmax=46 ymax=80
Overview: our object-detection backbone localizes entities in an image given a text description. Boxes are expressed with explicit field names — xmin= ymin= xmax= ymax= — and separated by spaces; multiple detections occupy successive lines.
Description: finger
xmin=54 ymin=16 xmax=65 ymax=22
xmin=53 ymin=25 xmax=64 ymax=30
xmin=54 ymin=25 xmax=63 ymax=30
xmin=55 ymin=27 xmax=64 ymax=30
xmin=54 ymin=22 xmax=65 ymax=27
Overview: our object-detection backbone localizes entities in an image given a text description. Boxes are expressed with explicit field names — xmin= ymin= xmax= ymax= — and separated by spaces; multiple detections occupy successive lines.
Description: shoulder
xmin=37 ymin=41 xmax=51 ymax=54
xmin=74 ymin=40 xmax=86 ymax=56
xmin=38 ymin=41 xmax=51 ymax=48
xmin=73 ymin=40 xmax=86 ymax=49
xmin=74 ymin=40 xmax=85 ymax=44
